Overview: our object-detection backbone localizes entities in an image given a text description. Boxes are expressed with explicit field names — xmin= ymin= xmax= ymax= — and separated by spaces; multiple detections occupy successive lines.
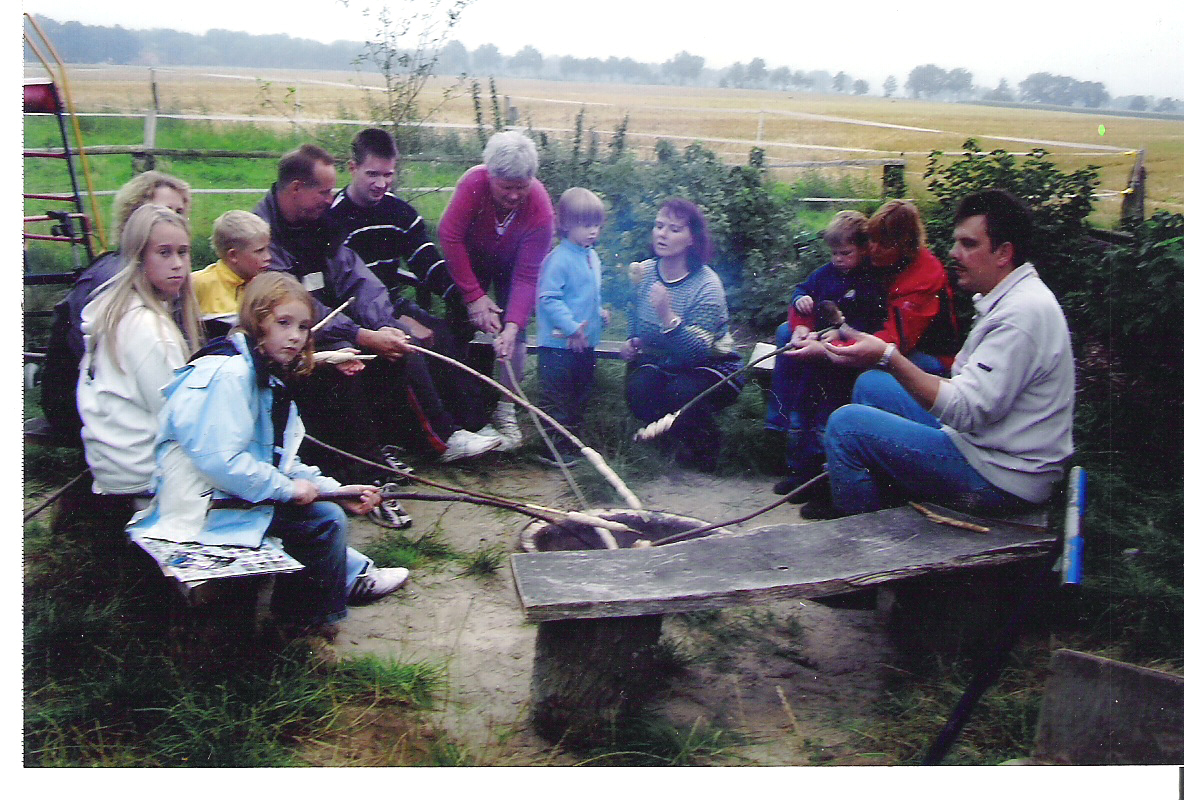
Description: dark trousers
xmin=537 ymin=347 xmax=596 ymax=454
xmin=625 ymin=363 xmax=741 ymax=470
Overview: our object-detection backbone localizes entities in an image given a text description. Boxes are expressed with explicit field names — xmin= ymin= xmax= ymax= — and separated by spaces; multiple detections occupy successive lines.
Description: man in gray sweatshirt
xmin=809 ymin=189 xmax=1074 ymax=518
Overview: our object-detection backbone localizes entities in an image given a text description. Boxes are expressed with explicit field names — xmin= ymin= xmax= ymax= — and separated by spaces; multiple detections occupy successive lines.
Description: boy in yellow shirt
xmin=192 ymin=210 xmax=272 ymax=333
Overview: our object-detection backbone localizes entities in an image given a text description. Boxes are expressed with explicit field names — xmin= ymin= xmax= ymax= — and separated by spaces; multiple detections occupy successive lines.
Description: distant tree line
xmin=26 ymin=15 xmax=1178 ymax=114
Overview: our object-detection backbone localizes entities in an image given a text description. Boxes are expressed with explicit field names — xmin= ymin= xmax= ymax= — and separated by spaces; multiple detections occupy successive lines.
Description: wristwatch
xmin=878 ymin=342 xmax=897 ymax=368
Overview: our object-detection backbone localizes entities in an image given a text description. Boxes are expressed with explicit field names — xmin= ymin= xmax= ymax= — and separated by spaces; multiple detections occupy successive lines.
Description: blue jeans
xmin=268 ymin=501 xmax=353 ymax=626
xmin=823 ymin=370 xmax=1029 ymax=515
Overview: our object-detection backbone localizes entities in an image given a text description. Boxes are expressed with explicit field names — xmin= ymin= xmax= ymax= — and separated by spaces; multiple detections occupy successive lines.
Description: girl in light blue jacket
xmin=129 ymin=273 xmax=407 ymax=634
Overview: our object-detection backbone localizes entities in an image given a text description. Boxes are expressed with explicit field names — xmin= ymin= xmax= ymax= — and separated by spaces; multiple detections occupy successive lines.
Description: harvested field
xmin=27 ymin=65 xmax=1184 ymax=222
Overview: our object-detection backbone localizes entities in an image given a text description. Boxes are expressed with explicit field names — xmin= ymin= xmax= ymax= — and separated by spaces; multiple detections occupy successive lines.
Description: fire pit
xmin=519 ymin=507 xmax=730 ymax=552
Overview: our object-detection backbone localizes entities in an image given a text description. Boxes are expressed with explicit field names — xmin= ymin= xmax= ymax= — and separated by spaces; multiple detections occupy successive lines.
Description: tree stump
xmin=530 ymin=614 xmax=666 ymax=745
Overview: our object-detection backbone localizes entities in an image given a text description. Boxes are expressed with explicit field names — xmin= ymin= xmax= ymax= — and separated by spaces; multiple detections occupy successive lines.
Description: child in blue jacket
xmin=534 ymin=188 xmax=609 ymax=466
xmin=128 ymin=272 xmax=409 ymax=639
xmin=767 ymin=211 xmax=886 ymax=494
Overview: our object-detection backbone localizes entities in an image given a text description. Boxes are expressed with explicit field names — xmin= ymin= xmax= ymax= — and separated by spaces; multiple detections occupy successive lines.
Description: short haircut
xmin=868 ymin=199 xmax=926 ymax=264
xmin=557 ymin=187 xmax=605 ymax=236
xmin=656 ymin=197 xmax=714 ymax=272
xmin=277 ymin=143 xmax=335 ymax=190
xmin=822 ymin=210 xmax=869 ymax=249
xmin=237 ymin=271 xmax=317 ymax=377
xmin=953 ymin=189 xmax=1034 ymax=266
xmin=110 ymin=170 xmax=191 ymax=241
xmin=351 ymin=127 xmax=399 ymax=164
xmin=211 ymin=210 xmax=270 ymax=259
xmin=483 ymin=131 xmax=539 ymax=182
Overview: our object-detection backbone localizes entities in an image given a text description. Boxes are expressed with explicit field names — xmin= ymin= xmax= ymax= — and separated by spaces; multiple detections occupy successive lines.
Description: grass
xmin=571 ymin=715 xmax=750 ymax=766
xmin=456 ymin=543 xmax=506 ymax=578
xmin=22 ymin=426 xmax=457 ymax=767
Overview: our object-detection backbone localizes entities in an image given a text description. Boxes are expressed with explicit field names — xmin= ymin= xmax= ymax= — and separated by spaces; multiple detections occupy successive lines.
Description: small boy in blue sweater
xmin=535 ymin=187 xmax=609 ymax=467
xmin=768 ymin=210 xmax=886 ymax=493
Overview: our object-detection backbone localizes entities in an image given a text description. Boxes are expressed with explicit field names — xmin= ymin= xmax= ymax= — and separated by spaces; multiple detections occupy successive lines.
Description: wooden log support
xmin=530 ymin=614 xmax=665 ymax=745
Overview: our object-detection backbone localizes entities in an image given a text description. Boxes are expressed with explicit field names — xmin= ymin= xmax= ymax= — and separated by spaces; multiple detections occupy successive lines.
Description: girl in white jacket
xmin=77 ymin=204 xmax=204 ymax=505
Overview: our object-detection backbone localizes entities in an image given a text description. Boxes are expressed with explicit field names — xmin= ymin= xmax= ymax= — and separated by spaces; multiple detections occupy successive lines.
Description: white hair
xmin=482 ymin=131 xmax=538 ymax=182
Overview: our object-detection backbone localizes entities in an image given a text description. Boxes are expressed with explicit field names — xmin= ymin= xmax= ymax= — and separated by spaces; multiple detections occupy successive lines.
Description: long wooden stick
xmin=633 ymin=340 xmax=799 ymax=441
xmin=402 ymin=341 xmax=643 ymax=510
xmin=310 ymin=297 xmax=353 ymax=334
xmin=638 ymin=471 xmax=829 ymax=547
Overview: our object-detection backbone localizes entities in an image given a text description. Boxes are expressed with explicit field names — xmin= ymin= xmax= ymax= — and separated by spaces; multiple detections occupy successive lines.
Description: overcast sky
xmin=20 ymin=0 xmax=1184 ymax=98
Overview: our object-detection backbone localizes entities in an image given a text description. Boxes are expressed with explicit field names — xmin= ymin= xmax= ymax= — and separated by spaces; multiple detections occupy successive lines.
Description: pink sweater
xmin=438 ymin=166 xmax=555 ymax=329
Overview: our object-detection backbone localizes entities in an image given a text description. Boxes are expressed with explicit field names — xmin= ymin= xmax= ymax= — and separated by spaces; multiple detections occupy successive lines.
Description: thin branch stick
xmin=633 ymin=340 xmax=799 ymax=441
xmin=909 ymin=501 xmax=991 ymax=533
xmin=23 ymin=469 xmax=90 ymax=523
xmin=310 ymin=297 xmax=353 ymax=334
xmin=402 ymin=341 xmax=643 ymax=510
xmin=504 ymin=362 xmax=589 ymax=509
xmin=639 ymin=471 xmax=828 ymax=547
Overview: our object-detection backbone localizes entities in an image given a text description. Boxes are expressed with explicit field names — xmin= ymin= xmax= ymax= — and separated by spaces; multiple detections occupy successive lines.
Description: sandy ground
xmin=333 ymin=459 xmax=896 ymax=766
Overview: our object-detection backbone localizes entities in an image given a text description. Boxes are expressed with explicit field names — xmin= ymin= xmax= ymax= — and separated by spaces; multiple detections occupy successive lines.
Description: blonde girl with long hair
xmin=77 ymin=204 xmax=204 ymax=503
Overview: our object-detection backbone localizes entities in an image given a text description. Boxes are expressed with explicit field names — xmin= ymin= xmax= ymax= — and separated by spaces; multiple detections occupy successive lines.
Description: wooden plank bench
xmin=511 ymin=503 xmax=1055 ymax=743
xmin=24 ymin=415 xmax=285 ymax=654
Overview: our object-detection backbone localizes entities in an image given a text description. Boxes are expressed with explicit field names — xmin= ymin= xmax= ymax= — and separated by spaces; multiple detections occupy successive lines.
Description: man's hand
xmin=467 ymin=295 xmax=503 ymax=335
xmin=290 ymin=479 xmax=320 ymax=506
xmin=493 ymin=321 xmax=519 ymax=359
xmin=357 ymin=326 xmax=411 ymax=360
xmin=336 ymin=484 xmax=380 ymax=515
xmin=786 ymin=336 xmax=827 ymax=360
xmin=822 ymin=326 xmax=887 ymax=369
xmin=619 ymin=337 xmax=642 ymax=362
xmin=568 ymin=321 xmax=589 ymax=352
xmin=794 ymin=295 xmax=815 ymax=316
xmin=397 ymin=315 xmax=435 ymax=346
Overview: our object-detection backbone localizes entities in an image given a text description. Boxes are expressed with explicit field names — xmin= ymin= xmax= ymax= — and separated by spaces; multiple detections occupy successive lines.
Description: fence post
xmin=1120 ymin=149 xmax=1146 ymax=227
xmin=137 ymin=67 xmax=159 ymax=172
xmin=882 ymin=159 xmax=906 ymax=199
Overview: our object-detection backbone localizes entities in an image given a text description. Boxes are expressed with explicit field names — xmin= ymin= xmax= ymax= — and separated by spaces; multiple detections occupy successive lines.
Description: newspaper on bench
xmin=132 ymin=535 xmax=304 ymax=585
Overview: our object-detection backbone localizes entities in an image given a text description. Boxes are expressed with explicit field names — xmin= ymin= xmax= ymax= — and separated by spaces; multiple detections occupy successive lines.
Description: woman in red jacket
xmin=865 ymin=200 xmax=959 ymax=375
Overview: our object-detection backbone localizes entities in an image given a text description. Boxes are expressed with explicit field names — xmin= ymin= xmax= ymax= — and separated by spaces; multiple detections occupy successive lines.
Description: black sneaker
xmin=799 ymin=498 xmax=848 ymax=520
xmin=380 ymin=445 xmax=414 ymax=485
xmin=773 ymin=473 xmax=811 ymax=495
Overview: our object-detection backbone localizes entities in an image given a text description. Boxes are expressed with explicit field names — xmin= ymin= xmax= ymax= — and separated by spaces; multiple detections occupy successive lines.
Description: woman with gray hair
xmin=438 ymin=131 xmax=555 ymax=449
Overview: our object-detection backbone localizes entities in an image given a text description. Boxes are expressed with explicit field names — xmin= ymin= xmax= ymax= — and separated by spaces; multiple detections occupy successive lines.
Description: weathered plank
xmin=1033 ymin=649 xmax=1184 ymax=765
xmin=511 ymin=504 xmax=1053 ymax=622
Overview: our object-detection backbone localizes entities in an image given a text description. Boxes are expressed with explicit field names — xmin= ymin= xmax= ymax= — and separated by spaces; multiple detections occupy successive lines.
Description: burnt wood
xmin=512 ymin=504 xmax=1053 ymax=622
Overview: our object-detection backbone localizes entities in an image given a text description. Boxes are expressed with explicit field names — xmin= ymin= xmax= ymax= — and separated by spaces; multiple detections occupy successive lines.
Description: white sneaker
xmin=491 ymin=401 xmax=523 ymax=451
xmin=348 ymin=566 xmax=410 ymax=605
xmin=439 ymin=428 xmax=501 ymax=462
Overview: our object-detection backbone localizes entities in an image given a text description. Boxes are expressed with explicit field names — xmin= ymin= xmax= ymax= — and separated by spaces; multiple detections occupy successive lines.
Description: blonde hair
xmin=557 ymin=187 xmax=605 ymax=236
xmin=93 ymin=204 xmax=203 ymax=371
xmin=211 ymin=210 xmax=270 ymax=259
xmin=822 ymin=210 xmax=869 ymax=249
xmin=110 ymin=171 xmax=191 ymax=242
xmin=236 ymin=272 xmax=317 ymax=377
